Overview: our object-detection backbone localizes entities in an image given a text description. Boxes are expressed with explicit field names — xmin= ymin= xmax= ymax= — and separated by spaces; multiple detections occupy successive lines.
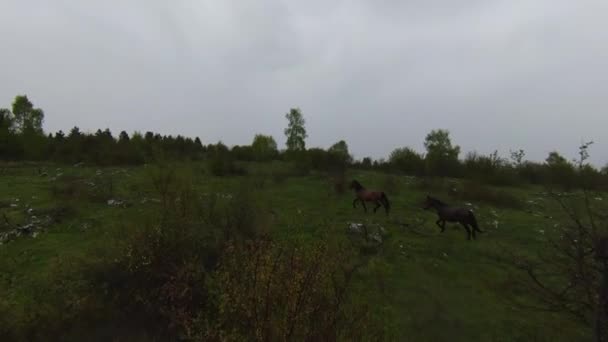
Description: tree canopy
xmin=284 ymin=108 xmax=307 ymax=152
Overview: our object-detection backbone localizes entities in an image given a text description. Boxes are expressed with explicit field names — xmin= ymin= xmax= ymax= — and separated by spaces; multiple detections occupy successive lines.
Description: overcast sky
xmin=1 ymin=1 xmax=607 ymax=165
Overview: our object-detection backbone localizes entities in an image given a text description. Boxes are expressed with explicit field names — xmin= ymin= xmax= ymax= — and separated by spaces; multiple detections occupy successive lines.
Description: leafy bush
xmin=329 ymin=171 xmax=347 ymax=195
xmin=5 ymin=166 xmax=381 ymax=340
xmin=50 ymin=174 xmax=114 ymax=203
xmin=449 ymin=181 xmax=523 ymax=209
xmin=382 ymin=175 xmax=401 ymax=195
xmin=88 ymin=172 xmax=267 ymax=338
xmin=464 ymin=151 xmax=519 ymax=187
xmin=251 ymin=134 xmax=278 ymax=161
xmin=206 ymin=238 xmax=377 ymax=341
xmin=104 ymin=222 xmax=211 ymax=337
xmin=209 ymin=153 xmax=247 ymax=177
xmin=222 ymin=180 xmax=270 ymax=240
xmin=388 ymin=147 xmax=425 ymax=176
xmin=37 ymin=203 xmax=76 ymax=224
xmin=545 ymin=151 xmax=577 ymax=191
xmin=506 ymin=188 xmax=608 ymax=339
xmin=413 ymin=177 xmax=454 ymax=193
xmin=271 ymin=169 xmax=290 ymax=184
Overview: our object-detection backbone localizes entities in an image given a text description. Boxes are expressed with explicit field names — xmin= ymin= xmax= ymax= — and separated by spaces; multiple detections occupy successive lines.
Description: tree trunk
xmin=595 ymin=236 xmax=608 ymax=342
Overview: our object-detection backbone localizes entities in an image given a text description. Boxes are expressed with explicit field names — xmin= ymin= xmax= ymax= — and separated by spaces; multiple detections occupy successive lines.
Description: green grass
xmin=0 ymin=162 xmax=593 ymax=341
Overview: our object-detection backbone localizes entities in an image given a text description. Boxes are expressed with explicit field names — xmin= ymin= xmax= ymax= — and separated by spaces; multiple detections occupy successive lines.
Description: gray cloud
xmin=1 ymin=0 xmax=607 ymax=165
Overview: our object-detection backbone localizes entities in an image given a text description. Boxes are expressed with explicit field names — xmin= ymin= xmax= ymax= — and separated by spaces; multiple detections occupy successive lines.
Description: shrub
xmin=37 ymin=203 xmax=76 ymax=224
xmin=382 ymin=175 xmax=401 ymax=195
xmin=449 ymin=181 xmax=523 ymax=209
xmin=506 ymin=190 xmax=608 ymax=340
xmin=50 ymin=176 xmax=85 ymax=199
xmin=90 ymin=173 xmax=268 ymax=338
xmin=464 ymin=151 xmax=519 ymax=187
xmin=206 ymin=238 xmax=377 ymax=341
xmin=329 ymin=171 xmax=347 ymax=195
xmin=50 ymin=174 xmax=114 ymax=203
xmin=6 ymin=165 xmax=380 ymax=340
xmin=290 ymin=151 xmax=312 ymax=176
xmin=388 ymin=147 xmax=425 ymax=176
xmin=222 ymin=181 xmax=270 ymax=240
xmin=105 ymin=221 xmax=211 ymax=337
xmin=413 ymin=177 xmax=453 ymax=193
xmin=271 ymin=169 xmax=290 ymax=184
xmin=209 ymin=153 xmax=247 ymax=176
xmin=150 ymin=163 xmax=178 ymax=212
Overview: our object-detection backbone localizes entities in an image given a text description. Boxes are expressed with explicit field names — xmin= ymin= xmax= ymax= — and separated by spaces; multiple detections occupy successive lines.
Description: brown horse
xmin=423 ymin=195 xmax=482 ymax=240
xmin=350 ymin=180 xmax=390 ymax=215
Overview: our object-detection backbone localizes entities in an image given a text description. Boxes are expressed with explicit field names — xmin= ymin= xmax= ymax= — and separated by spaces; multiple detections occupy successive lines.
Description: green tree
xmin=545 ymin=151 xmax=576 ymax=190
xmin=0 ymin=108 xmax=21 ymax=159
xmin=68 ymin=126 xmax=81 ymax=139
xmin=546 ymin=151 xmax=568 ymax=166
xmin=0 ymin=108 xmax=14 ymax=132
xmin=251 ymin=134 xmax=278 ymax=161
xmin=424 ymin=129 xmax=461 ymax=177
xmin=118 ymin=131 xmax=130 ymax=143
xmin=510 ymin=149 xmax=526 ymax=167
xmin=361 ymin=157 xmax=372 ymax=169
xmin=284 ymin=108 xmax=307 ymax=152
xmin=12 ymin=95 xmax=44 ymax=134
xmin=194 ymin=137 xmax=203 ymax=148
xmin=389 ymin=147 xmax=425 ymax=175
xmin=54 ymin=130 xmax=65 ymax=141
xmin=328 ymin=140 xmax=352 ymax=164
xmin=129 ymin=131 xmax=146 ymax=163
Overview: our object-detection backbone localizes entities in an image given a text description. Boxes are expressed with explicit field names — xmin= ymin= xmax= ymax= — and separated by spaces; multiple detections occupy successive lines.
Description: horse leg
xmin=469 ymin=224 xmax=477 ymax=240
xmin=436 ymin=219 xmax=446 ymax=233
xmin=361 ymin=201 xmax=368 ymax=213
xmin=373 ymin=201 xmax=381 ymax=213
xmin=352 ymin=198 xmax=359 ymax=208
xmin=462 ymin=223 xmax=472 ymax=240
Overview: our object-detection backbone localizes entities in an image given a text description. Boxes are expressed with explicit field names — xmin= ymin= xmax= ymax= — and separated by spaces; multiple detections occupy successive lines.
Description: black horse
xmin=423 ymin=195 xmax=482 ymax=240
xmin=350 ymin=180 xmax=390 ymax=215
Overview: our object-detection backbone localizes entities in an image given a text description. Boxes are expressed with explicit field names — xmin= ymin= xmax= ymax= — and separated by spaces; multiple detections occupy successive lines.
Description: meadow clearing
xmin=0 ymin=160 xmax=597 ymax=341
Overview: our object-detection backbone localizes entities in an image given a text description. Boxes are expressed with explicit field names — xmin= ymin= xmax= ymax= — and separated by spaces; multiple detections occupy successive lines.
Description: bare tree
xmin=509 ymin=141 xmax=608 ymax=341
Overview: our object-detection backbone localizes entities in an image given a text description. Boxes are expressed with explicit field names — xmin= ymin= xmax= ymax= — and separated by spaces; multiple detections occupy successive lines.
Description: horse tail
xmin=381 ymin=192 xmax=390 ymax=214
xmin=468 ymin=210 xmax=483 ymax=233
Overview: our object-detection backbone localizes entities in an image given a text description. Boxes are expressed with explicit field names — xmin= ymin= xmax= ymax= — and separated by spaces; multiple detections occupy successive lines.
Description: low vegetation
xmin=1 ymin=95 xmax=607 ymax=340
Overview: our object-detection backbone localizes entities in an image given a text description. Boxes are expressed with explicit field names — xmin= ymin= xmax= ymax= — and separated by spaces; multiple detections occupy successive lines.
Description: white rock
xmin=369 ymin=232 xmax=383 ymax=244
xmin=107 ymin=199 xmax=124 ymax=207
xmin=347 ymin=222 xmax=365 ymax=234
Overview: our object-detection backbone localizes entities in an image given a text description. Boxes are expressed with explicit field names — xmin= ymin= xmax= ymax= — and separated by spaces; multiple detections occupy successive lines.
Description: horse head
xmin=350 ymin=180 xmax=363 ymax=190
xmin=423 ymin=195 xmax=443 ymax=210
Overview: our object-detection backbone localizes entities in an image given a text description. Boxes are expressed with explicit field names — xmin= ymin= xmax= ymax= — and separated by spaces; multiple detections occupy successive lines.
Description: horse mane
xmin=429 ymin=196 xmax=448 ymax=206
xmin=351 ymin=179 xmax=364 ymax=190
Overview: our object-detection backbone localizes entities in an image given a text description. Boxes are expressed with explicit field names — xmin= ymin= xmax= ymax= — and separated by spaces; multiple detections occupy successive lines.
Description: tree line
xmin=1 ymin=95 xmax=607 ymax=190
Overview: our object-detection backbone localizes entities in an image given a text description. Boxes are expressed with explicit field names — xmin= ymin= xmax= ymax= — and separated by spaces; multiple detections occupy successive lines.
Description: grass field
xmin=0 ymin=161 xmax=596 ymax=341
